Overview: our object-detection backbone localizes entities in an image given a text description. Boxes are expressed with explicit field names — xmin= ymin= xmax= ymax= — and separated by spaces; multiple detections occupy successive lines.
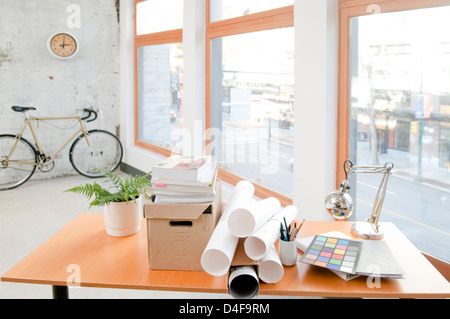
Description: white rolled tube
xmin=244 ymin=205 xmax=298 ymax=260
xmin=227 ymin=197 xmax=281 ymax=238
xmin=228 ymin=266 xmax=259 ymax=299
xmin=200 ymin=180 xmax=255 ymax=276
xmin=258 ymin=245 xmax=284 ymax=284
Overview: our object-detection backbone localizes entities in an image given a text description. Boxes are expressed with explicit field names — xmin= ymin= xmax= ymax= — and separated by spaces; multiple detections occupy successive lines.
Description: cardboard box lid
xmin=144 ymin=200 xmax=214 ymax=220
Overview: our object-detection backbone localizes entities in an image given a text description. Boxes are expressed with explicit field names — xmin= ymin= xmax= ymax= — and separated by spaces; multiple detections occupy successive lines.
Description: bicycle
xmin=0 ymin=106 xmax=123 ymax=191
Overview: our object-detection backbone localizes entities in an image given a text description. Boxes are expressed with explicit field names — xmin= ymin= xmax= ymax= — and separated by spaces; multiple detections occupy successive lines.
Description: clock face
xmin=49 ymin=33 xmax=78 ymax=58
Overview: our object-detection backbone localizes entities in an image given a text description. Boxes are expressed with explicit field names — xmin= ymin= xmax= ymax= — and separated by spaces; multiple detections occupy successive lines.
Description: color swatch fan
xmin=299 ymin=235 xmax=362 ymax=274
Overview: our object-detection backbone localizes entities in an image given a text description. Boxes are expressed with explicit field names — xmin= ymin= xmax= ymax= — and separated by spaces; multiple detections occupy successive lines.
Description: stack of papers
xmin=297 ymin=231 xmax=404 ymax=281
xmin=151 ymin=155 xmax=218 ymax=204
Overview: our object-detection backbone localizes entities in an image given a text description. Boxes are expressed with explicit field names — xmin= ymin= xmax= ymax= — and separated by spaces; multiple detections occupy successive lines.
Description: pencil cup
xmin=279 ymin=239 xmax=297 ymax=266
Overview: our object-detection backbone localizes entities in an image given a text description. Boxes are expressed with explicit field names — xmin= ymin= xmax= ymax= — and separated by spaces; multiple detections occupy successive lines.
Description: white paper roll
xmin=227 ymin=197 xmax=281 ymax=238
xmin=258 ymin=245 xmax=284 ymax=284
xmin=244 ymin=205 xmax=298 ymax=260
xmin=228 ymin=266 xmax=259 ymax=299
xmin=200 ymin=180 xmax=255 ymax=276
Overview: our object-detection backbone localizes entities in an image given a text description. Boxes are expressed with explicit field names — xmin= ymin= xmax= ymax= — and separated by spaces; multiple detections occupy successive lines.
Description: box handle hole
xmin=169 ymin=221 xmax=193 ymax=227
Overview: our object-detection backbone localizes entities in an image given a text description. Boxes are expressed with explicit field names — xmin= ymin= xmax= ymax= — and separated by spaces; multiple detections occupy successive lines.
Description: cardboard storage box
xmin=144 ymin=181 xmax=221 ymax=271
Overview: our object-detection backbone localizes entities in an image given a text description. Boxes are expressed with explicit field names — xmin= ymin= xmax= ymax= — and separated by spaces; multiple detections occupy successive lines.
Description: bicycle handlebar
xmin=81 ymin=108 xmax=98 ymax=123
xmin=11 ymin=105 xmax=100 ymax=122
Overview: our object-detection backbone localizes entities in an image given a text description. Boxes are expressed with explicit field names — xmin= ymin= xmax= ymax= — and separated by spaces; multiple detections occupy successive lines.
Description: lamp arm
xmin=347 ymin=164 xmax=393 ymax=175
xmin=346 ymin=162 xmax=394 ymax=232
xmin=368 ymin=169 xmax=391 ymax=232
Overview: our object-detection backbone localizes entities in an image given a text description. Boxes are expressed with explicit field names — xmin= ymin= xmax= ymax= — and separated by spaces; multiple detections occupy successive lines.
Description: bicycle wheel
xmin=69 ymin=130 xmax=123 ymax=178
xmin=0 ymin=134 xmax=38 ymax=190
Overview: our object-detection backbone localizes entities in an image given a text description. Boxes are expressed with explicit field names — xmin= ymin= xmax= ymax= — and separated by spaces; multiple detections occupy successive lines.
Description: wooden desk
xmin=2 ymin=214 xmax=449 ymax=298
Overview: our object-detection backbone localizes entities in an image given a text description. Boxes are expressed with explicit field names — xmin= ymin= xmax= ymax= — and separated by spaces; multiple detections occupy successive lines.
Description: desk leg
xmin=52 ymin=285 xmax=69 ymax=299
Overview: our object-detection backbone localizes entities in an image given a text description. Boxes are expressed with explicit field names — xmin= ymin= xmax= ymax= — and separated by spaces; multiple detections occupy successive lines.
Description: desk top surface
xmin=2 ymin=214 xmax=449 ymax=298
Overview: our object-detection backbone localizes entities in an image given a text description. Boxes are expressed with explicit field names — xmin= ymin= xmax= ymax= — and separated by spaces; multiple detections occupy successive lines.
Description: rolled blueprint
xmin=227 ymin=197 xmax=281 ymax=238
xmin=258 ymin=245 xmax=284 ymax=284
xmin=244 ymin=205 xmax=298 ymax=260
xmin=200 ymin=180 xmax=255 ymax=276
xmin=228 ymin=266 xmax=259 ymax=299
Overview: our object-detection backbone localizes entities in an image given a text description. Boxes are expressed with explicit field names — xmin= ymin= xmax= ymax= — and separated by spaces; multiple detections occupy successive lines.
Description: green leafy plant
xmin=66 ymin=170 xmax=151 ymax=208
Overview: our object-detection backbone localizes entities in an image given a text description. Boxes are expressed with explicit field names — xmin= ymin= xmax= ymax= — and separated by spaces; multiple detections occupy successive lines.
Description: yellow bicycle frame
xmin=6 ymin=115 xmax=94 ymax=166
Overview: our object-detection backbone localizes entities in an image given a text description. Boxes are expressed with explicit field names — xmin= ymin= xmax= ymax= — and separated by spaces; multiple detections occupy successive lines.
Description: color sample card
xmin=299 ymin=235 xmax=362 ymax=274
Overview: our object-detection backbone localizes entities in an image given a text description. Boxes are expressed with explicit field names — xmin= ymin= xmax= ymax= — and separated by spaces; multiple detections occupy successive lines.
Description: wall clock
xmin=47 ymin=32 xmax=79 ymax=59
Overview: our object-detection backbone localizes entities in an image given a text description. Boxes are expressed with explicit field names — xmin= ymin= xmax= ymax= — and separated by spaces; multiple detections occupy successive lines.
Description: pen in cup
xmin=280 ymin=218 xmax=304 ymax=242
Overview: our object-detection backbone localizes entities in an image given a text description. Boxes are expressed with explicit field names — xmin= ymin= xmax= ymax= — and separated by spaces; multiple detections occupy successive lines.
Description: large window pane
xmin=210 ymin=27 xmax=294 ymax=197
xmin=349 ymin=7 xmax=450 ymax=261
xmin=137 ymin=43 xmax=183 ymax=153
xmin=210 ymin=0 xmax=293 ymax=22
xmin=136 ymin=0 xmax=183 ymax=35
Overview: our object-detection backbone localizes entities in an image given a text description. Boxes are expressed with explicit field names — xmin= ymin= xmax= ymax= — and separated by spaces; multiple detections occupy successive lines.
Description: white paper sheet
xmin=200 ymin=180 xmax=255 ymax=276
xmin=258 ymin=245 xmax=284 ymax=284
xmin=227 ymin=197 xmax=281 ymax=238
xmin=244 ymin=205 xmax=298 ymax=260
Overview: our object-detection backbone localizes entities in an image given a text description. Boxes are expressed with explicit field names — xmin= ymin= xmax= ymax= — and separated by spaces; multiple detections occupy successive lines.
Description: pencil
xmin=288 ymin=227 xmax=296 ymax=241
xmin=298 ymin=218 xmax=305 ymax=230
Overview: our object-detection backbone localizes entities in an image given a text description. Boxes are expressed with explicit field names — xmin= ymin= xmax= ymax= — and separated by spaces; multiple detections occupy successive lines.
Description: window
xmin=134 ymin=0 xmax=183 ymax=156
xmin=207 ymin=1 xmax=294 ymax=203
xmin=137 ymin=43 xmax=183 ymax=154
xmin=136 ymin=0 xmax=183 ymax=35
xmin=339 ymin=1 xmax=450 ymax=261
xmin=134 ymin=1 xmax=294 ymax=204
xmin=210 ymin=0 xmax=294 ymax=22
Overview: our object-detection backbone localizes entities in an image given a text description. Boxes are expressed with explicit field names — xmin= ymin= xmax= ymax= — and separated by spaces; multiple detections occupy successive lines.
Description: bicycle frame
xmin=6 ymin=113 xmax=94 ymax=166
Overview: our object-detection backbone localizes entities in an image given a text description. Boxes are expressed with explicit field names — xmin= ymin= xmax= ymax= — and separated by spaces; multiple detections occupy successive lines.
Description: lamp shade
xmin=324 ymin=182 xmax=353 ymax=220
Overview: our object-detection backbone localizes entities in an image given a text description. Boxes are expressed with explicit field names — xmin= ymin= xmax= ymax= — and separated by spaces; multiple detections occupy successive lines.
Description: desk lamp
xmin=325 ymin=160 xmax=394 ymax=240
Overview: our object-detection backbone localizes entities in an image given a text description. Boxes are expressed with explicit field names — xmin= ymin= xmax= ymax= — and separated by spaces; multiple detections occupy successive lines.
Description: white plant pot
xmin=104 ymin=195 xmax=143 ymax=237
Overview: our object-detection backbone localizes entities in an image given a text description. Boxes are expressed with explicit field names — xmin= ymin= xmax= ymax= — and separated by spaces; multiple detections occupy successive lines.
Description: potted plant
xmin=66 ymin=170 xmax=151 ymax=237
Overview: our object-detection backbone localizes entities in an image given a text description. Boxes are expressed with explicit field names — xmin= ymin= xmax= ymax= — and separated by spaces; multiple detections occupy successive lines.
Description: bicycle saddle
xmin=12 ymin=106 xmax=36 ymax=112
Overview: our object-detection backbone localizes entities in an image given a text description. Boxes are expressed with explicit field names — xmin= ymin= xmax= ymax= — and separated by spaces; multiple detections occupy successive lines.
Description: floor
xmin=0 ymin=172 xmax=310 ymax=299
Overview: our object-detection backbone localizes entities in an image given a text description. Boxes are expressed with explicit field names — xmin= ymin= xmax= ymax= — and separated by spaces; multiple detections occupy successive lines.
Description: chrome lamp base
xmin=351 ymin=222 xmax=384 ymax=240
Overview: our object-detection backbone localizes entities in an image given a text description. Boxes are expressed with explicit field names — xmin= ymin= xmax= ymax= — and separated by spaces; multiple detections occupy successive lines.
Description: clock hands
xmin=59 ymin=36 xmax=73 ymax=49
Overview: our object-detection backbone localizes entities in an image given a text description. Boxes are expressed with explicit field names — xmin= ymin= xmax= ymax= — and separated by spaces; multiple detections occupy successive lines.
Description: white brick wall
xmin=0 ymin=0 xmax=120 ymax=180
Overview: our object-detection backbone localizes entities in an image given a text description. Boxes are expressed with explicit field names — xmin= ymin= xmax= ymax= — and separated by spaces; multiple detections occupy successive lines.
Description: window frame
xmin=134 ymin=0 xmax=183 ymax=157
xmin=133 ymin=0 xmax=294 ymax=205
xmin=337 ymin=0 xmax=450 ymax=187
xmin=205 ymin=1 xmax=294 ymax=205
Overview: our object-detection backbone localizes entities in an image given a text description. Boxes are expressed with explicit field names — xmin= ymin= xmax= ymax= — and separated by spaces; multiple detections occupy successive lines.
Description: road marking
xmin=357 ymin=199 xmax=450 ymax=237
